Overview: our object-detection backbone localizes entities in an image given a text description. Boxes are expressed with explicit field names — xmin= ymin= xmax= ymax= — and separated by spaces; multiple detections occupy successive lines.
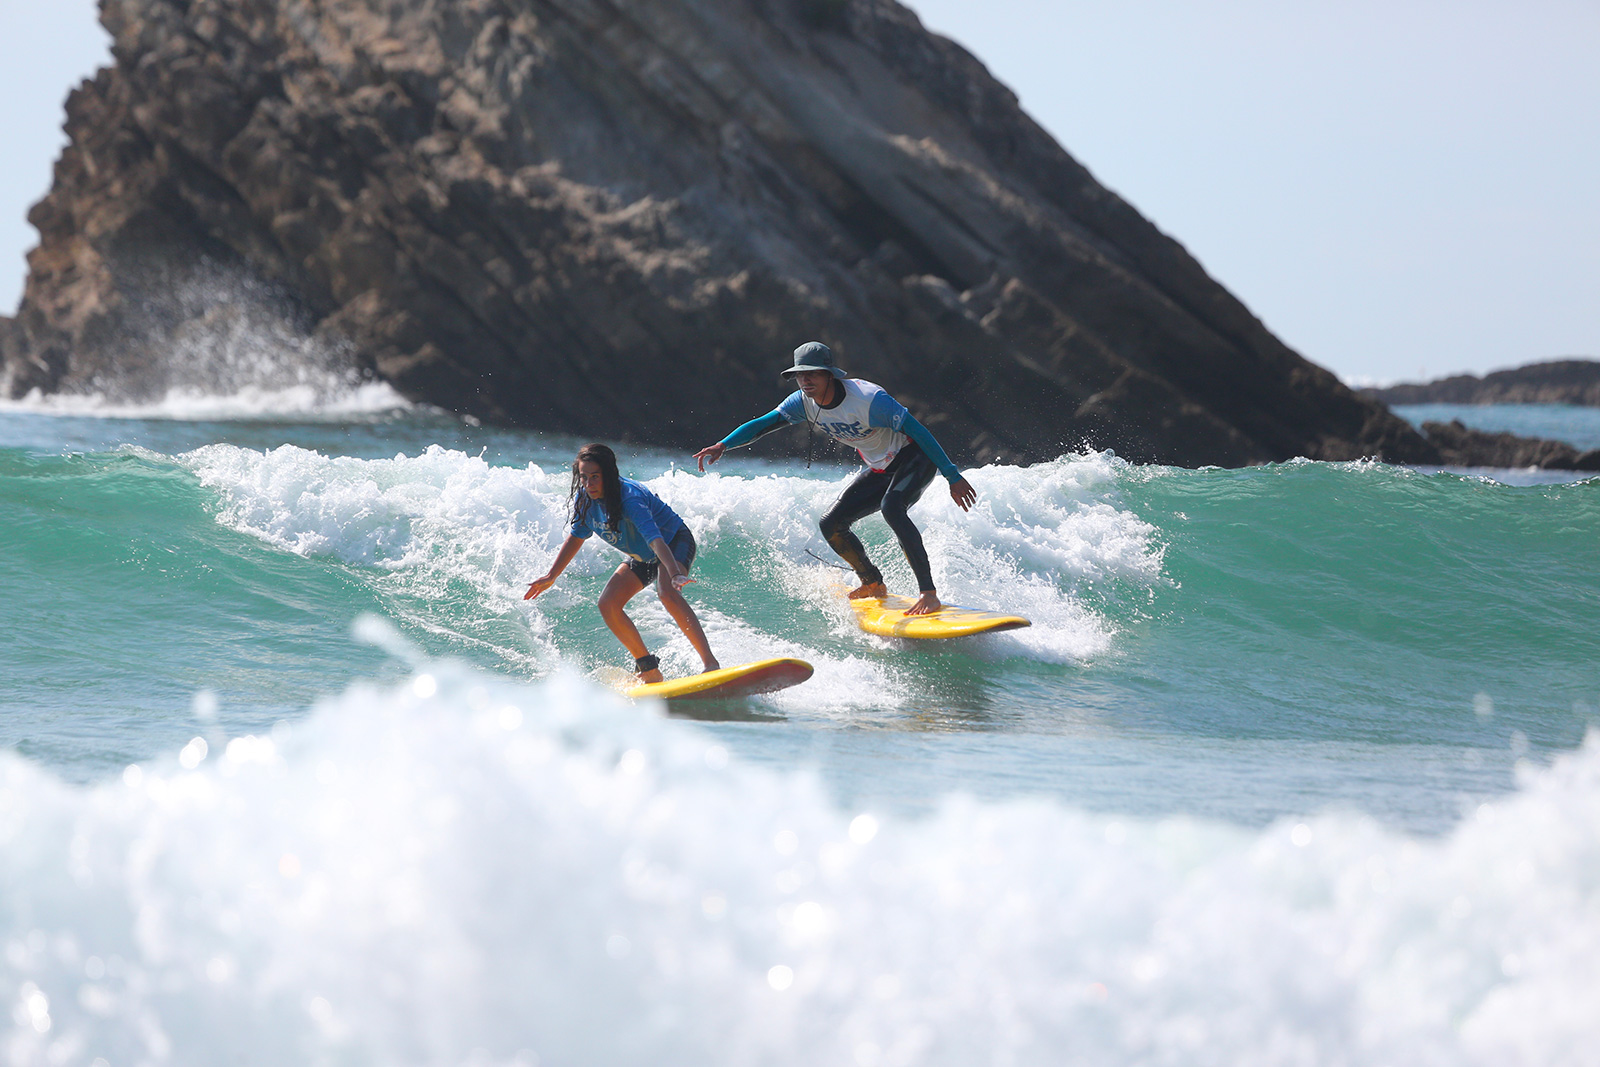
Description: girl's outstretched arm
xmin=525 ymin=535 xmax=586 ymax=599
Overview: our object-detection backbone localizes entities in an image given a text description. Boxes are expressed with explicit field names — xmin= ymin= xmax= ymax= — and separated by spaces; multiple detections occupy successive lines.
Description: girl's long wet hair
xmin=571 ymin=443 xmax=623 ymax=532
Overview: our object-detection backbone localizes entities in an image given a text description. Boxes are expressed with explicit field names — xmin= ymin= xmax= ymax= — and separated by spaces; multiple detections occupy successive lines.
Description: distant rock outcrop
xmin=1362 ymin=360 xmax=1600 ymax=407
xmin=1421 ymin=419 xmax=1600 ymax=472
xmin=0 ymin=0 xmax=1450 ymax=467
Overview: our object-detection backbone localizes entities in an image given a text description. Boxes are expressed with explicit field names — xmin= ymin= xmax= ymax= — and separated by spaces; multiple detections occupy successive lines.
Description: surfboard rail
xmin=849 ymin=594 xmax=1031 ymax=639
xmin=624 ymin=657 xmax=814 ymax=701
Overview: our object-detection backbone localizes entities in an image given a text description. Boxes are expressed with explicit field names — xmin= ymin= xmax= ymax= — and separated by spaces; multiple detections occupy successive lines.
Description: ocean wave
xmin=2 ymin=654 xmax=1595 ymax=1065
xmin=176 ymin=445 xmax=1163 ymax=674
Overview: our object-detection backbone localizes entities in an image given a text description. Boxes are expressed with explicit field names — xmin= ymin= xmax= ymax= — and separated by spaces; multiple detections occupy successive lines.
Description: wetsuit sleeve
xmin=774 ymin=391 xmax=809 ymax=424
xmin=900 ymin=413 xmax=963 ymax=483
xmin=866 ymin=390 xmax=909 ymax=431
xmin=719 ymin=408 xmax=792 ymax=449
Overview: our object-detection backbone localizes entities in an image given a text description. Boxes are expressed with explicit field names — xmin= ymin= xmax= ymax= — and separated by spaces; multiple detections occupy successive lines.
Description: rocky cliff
xmin=1361 ymin=360 xmax=1600 ymax=407
xmin=0 ymin=0 xmax=1444 ymax=466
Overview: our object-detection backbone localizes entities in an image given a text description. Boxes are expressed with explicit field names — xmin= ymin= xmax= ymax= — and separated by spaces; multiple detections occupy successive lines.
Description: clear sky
xmin=908 ymin=0 xmax=1600 ymax=384
xmin=1 ymin=0 xmax=1596 ymax=384
xmin=0 ymin=0 xmax=110 ymax=316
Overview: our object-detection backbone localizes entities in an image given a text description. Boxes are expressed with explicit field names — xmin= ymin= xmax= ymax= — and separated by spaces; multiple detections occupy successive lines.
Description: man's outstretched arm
xmin=900 ymin=413 xmax=976 ymax=512
xmin=693 ymin=410 xmax=789 ymax=470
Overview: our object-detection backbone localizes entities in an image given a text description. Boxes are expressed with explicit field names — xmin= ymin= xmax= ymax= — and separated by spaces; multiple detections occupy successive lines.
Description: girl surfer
xmin=525 ymin=443 xmax=719 ymax=683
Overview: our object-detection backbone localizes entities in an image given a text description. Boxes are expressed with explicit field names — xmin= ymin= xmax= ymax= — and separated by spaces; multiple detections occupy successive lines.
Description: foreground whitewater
xmin=4 ymin=651 xmax=1598 ymax=1066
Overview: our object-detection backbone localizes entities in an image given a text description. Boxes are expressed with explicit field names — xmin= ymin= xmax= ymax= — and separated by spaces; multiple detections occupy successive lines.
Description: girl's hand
xmin=524 ymin=575 xmax=556 ymax=600
xmin=670 ymin=573 xmax=696 ymax=591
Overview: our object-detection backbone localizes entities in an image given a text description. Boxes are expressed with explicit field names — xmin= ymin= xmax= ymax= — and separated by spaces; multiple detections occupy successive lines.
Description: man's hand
xmin=670 ymin=573 xmax=696 ymax=592
xmin=692 ymin=443 xmax=726 ymax=471
xmin=950 ymin=478 xmax=976 ymax=512
xmin=523 ymin=575 xmax=556 ymax=600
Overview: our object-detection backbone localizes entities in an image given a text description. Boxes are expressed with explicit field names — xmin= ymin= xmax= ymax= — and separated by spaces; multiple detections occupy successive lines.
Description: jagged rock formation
xmin=1361 ymin=360 xmax=1600 ymax=407
xmin=0 ymin=0 xmax=1457 ymax=466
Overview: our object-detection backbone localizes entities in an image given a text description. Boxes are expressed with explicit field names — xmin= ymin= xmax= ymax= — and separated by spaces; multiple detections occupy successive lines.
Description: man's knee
xmin=880 ymin=494 xmax=913 ymax=530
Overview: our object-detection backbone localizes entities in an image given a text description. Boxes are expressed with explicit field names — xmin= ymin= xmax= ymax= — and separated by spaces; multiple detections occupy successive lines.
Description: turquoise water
xmin=3 ymin=393 xmax=1597 ymax=1063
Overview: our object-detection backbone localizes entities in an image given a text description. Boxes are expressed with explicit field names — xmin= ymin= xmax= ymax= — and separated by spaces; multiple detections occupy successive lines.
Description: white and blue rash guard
xmin=719 ymin=378 xmax=962 ymax=480
xmin=569 ymin=477 xmax=688 ymax=561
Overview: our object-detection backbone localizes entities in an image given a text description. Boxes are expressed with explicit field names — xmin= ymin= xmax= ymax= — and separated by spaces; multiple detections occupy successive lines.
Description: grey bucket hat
xmin=781 ymin=341 xmax=847 ymax=379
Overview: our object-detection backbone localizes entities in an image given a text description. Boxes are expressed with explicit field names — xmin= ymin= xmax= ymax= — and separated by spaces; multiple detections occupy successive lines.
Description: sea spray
xmin=174 ymin=445 xmax=1159 ymax=688
xmin=2 ymin=655 xmax=1598 ymax=1065
xmin=0 ymin=379 xmax=411 ymax=421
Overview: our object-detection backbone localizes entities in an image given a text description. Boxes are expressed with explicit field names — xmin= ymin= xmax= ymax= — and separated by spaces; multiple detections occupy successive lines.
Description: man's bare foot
xmin=904 ymin=591 xmax=943 ymax=615
xmin=701 ymin=660 xmax=721 ymax=674
xmin=847 ymin=581 xmax=888 ymax=600
xmin=638 ymin=668 xmax=665 ymax=684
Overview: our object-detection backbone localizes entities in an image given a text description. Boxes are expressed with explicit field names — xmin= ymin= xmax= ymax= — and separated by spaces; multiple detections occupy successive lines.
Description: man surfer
xmin=692 ymin=342 xmax=976 ymax=616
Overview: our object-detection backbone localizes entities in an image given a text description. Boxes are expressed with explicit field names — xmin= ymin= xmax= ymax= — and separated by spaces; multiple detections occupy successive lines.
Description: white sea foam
xmin=2 ymin=658 xmax=1596 ymax=1065
xmin=177 ymin=445 xmax=1164 ymax=681
xmin=0 ymin=379 xmax=412 ymax=421
xmin=1 ymin=264 xmax=417 ymax=421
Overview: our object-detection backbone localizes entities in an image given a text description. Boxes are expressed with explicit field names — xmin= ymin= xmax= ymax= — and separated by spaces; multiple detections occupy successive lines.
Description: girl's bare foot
xmin=847 ymin=581 xmax=888 ymax=600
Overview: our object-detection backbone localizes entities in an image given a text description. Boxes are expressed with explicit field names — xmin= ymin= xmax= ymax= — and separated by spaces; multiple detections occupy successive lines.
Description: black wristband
xmin=634 ymin=654 xmax=660 ymax=673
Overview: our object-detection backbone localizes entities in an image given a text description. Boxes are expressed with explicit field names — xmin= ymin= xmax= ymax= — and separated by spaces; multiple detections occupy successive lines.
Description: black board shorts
xmin=627 ymin=527 xmax=696 ymax=587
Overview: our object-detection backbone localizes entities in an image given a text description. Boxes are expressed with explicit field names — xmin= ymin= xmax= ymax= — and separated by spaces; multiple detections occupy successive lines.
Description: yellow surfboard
xmin=849 ymin=594 xmax=1031 ymax=639
xmin=625 ymin=657 xmax=814 ymax=701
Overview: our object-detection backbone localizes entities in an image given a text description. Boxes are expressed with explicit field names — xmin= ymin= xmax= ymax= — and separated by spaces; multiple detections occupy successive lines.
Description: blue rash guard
xmin=720 ymin=379 xmax=963 ymax=481
xmin=569 ymin=478 xmax=689 ymax=561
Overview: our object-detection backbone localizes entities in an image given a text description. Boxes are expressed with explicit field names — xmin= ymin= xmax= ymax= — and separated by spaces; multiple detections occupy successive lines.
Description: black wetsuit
xmin=820 ymin=441 xmax=939 ymax=592
xmin=718 ymin=375 xmax=961 ymax=594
